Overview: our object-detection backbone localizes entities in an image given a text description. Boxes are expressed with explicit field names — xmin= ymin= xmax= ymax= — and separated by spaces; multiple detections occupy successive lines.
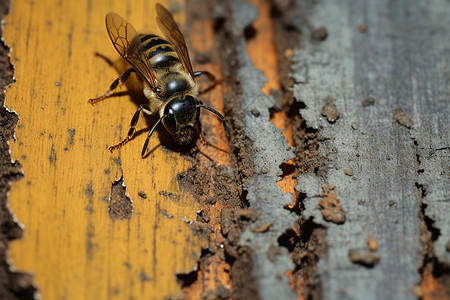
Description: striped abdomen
xmin=140 ymin=34 xmax=180 ymax=69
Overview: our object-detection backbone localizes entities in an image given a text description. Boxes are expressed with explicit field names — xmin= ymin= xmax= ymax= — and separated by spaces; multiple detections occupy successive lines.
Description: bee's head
xmin=162 ymin=95 xmax=200 ymax=135
xmin=141 ymin=95 xmax=228 ymax=156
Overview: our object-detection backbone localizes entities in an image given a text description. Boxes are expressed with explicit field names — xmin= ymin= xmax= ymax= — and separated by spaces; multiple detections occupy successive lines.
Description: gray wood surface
xmin=292 ymin=0 xmax=449 ymax=299
xmin=228 ymin=1 xmax=297 ymax=299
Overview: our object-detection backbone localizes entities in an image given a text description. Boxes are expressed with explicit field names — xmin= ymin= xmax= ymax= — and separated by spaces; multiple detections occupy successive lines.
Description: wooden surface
xmin=293 ymin=0 xmax=449 ymax=299
xmin=4 ymin=0 xmax=215 ymax=299
xmin=3 ymin=0 xmax=448 ymax=299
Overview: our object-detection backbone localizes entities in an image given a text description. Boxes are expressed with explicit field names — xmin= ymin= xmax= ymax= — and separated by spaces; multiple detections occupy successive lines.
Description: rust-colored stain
xmin=421 ymin=263 xmax=449 ymax=300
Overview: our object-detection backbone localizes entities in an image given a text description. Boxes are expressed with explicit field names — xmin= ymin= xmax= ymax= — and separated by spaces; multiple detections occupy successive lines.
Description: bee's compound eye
xmin=162 ymin=108 xmax=177 ymax=134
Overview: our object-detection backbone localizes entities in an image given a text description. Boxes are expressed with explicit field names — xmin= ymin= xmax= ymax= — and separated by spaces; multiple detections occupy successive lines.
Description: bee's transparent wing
xmin=155 ymin=4 xmax=194 ymax=78
xmin=106 ymin=12 xmax=159 ymax=89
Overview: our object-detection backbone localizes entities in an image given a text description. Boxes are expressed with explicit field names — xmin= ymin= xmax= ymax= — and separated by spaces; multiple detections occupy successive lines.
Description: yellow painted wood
xmin=4 ymin=0 xmax=207 ymax=299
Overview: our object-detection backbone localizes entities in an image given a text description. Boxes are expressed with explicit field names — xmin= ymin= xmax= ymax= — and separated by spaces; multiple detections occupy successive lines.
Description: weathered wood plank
xmin=292 ymin=0 xmax=449 ymax=299
xmin=3 ymin=0 xmax=448 ymax=298
xmin=4 ymin=1 xmax=211 ymax=299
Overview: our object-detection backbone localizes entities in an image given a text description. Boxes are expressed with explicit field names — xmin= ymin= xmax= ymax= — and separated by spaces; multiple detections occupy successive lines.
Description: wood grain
xmin=4 ymin=1 xmax=209 ymax=299
xmin=293 ymin=0 xmax=449 ymax=299
xmin=5 ymin=0 xmax=448 ymax=298
xmin=245 ymin=0 xmax=297 ymax=202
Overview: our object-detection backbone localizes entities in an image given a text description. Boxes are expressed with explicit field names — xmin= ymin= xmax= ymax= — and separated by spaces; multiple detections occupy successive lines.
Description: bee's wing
xmin=106 ymin=12 xmax=159 ymax=89
xmin=155 ymin=3 xmax=195 ymax=78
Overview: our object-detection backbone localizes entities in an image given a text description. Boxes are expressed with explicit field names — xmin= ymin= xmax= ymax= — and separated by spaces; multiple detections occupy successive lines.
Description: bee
xmin=89 ymin=3 xmax=228 ymax=157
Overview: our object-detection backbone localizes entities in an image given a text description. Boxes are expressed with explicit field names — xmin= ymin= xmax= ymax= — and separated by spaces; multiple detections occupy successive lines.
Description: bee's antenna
xmin=198 ymin=105 xmax=229 ymax=137
xmin=141 ymin=114 xmax=167 ymax=157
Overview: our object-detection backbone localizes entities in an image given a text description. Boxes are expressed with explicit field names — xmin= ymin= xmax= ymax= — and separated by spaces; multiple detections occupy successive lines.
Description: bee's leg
xmin=195 ymin=121 xmax=230 ymax=155
xmin=88 ymin=68 xmax=135 ymax=104
xmin=109 ymin=105 xmax=152 ymax=152
xmin=198 ymin=105 xmax=230 ymax=137
xmin=194 ymin=71 xmax=216 ymax=82
xmin=194 ymin=71 xmax=221 ymax=94
xmin=195 ymin=122 xmax=209 ymax=146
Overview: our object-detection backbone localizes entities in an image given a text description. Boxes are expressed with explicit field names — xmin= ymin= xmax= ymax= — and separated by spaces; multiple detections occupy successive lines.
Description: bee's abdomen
xmin=140 ymin=34 xmax=180 ymax=69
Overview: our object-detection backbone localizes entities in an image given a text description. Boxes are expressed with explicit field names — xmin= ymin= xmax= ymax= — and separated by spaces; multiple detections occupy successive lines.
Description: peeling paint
xmin=108 ymin=176 xmax=134 ymax=220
